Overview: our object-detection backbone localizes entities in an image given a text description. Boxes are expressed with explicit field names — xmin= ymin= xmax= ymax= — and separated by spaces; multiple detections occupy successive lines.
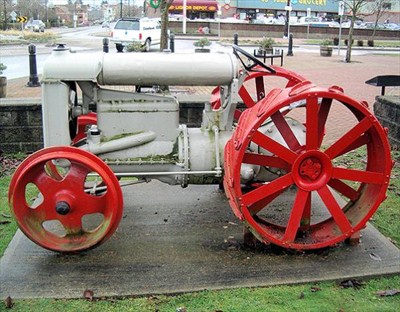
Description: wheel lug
xmin=55 ymin=201 xmax=71 ymax=215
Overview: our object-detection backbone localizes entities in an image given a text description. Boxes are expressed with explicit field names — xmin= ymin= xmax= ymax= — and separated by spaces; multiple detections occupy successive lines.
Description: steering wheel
xmin=233 ymin=44 xmax=276 ymax=74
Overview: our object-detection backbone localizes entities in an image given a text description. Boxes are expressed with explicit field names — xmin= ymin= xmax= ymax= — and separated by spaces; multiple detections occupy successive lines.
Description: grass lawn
xmin=0 ymin=30 xmax=58 ymax=44
xmin=1 ymin=150 xmax=399 ymax=311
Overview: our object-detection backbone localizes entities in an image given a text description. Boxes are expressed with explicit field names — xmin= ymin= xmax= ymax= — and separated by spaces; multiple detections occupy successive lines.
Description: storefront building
xmin=236 ymin=0 xmax=338 ymax=21
xmin=167 ymin=0 xmax=339 ymax=20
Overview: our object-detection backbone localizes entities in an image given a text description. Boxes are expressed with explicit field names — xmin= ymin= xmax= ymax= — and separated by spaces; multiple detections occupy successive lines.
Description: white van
xmin=110 ymin=17 xmax=161 ymax=52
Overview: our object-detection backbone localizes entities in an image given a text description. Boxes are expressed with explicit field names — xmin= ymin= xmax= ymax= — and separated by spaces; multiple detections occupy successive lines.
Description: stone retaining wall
xmin=374 ymin=96 xmax=400 ymax=148
xmin=0 ymin=99 xmax=43 ymax=153
xmin=0 ymin=98 xmax=208 ymax=153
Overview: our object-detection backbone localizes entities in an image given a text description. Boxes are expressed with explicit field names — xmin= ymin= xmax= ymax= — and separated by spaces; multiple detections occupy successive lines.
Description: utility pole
xmin=183 ymin=0 xmax=187 ymax=34
xmin=120 ymin=0 xmax=123 ymax=18
xmin=284 ymin=0 xmax=291 ymax=38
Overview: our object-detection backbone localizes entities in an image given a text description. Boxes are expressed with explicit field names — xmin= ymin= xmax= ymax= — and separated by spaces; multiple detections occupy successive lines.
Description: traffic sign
xmin=16 ymin=16 xmax=28 ymax=23
xmin=10 ymin=11 xmax=17 ymax=21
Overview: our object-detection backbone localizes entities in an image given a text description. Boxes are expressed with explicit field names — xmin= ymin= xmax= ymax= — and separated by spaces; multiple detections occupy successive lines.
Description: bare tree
xmin=369 ymin=0 xmax=389 ymax=40
xmin=2 ymin=0 xmax=12 ymax=30
xmin=159 ymin=0 xmax=173 ymax=51
xmin=341 ymin=0 xmax=369 ymax=63
xmin=116 ymin=4 xmax=141 ymax=18
xmin=16 ymin=0 xmax=46 ymax=21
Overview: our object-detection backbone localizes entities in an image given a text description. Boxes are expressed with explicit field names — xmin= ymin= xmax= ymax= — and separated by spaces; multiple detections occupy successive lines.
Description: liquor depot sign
xmin=237 ymin=0 xmax=337 ymax=12
xmin=169 ymin=1 xmax=218 ymax=12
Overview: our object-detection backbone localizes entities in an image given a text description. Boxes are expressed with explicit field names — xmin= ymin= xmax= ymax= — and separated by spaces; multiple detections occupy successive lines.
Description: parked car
xmin=110 ymin=17 xmax=161 ymax=52
xmin=384 ymin=23 xmax=400 ymax=31
xmin=25 ymin=20 xmax=45 ymax=32
xmin=364 ymin=22 xmax=386 ymax=30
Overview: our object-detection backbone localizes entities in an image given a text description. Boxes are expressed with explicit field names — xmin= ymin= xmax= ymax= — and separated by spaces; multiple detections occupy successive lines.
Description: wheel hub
xmin=55 ymin=201 xmax=71 ymax=215
xmin=299 ymin=157 xmax=322 ymax=181
xmin=292 ymin=151 xmax=333 ymax=192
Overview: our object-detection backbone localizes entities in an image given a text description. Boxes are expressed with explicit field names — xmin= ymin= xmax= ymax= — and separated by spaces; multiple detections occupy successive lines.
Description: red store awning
xmin=169 ymin=0 xmax=218 ymax=12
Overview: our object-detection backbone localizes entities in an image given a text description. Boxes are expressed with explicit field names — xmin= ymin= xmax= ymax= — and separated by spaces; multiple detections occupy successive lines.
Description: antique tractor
xmin=8 ymin=45 xmax=392 ymax=253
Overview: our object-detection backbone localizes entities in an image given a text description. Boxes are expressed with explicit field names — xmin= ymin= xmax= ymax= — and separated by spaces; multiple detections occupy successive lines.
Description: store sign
xmin=169 ymin=5 xmax=217 ymax=11
xmin=237 ymin=0 xmax=338 ymax=12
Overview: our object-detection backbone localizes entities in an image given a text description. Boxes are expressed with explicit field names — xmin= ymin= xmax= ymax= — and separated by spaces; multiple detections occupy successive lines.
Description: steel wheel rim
xmin=224 ymin=84 xmax=392 ymax=249
xmin=9 ymin=146 xmax=123 ymax=252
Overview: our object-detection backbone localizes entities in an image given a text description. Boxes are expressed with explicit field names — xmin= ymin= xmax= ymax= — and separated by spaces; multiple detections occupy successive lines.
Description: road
xmin=0 ymin=25 xmax=398 ymax=80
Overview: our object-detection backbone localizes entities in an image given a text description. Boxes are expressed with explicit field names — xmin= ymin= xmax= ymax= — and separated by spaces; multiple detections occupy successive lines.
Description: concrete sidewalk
xmin=1 ymin=181 xmax=399 ymax=299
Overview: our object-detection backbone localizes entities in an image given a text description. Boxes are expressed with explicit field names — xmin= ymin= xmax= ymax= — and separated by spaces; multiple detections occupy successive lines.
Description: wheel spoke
xmin=317 ymin=98 xmax=332 ymax=147
xmin=283 ymin=189 xmax=311 ymax=243
xmin=33 ymin=200 xmax=59 ymax=221
xmin=79 ymin=193 xmax=108 ymax=215
xmin=239 ymin=86 xmax=256 ymax=108
xmin=44 ymin=161 xmax=64 ymax=181
xmin=63 ymin=162 xmax=91 ymax=189
xmin=33 ymin=172 xmax=62 ymax=198
xmin=252 ymin=131 xmax=298 ymax=164
xmin=271 ymin=111 xmax=301 ymax=151
xmin=328 ymin=179 xmax=360 ymax=202
xmin=243 ymin=152 xmax=289 ymax=170
xmin=332 ymin=167 xmax=385 ymax=184
xmin=242 ymin=173 xmax=293 ymax=207
xmin=335 ymin=134 xmax=370 ymax=158
xmin=306 ymin=97 xmax=319 ymax=150
xmin=325 ymin=117 xmax=372 ymax=159
xmin=63 ymin=216 xmax=84 ymax=236
xmin=255 ymin=76 xmax=265 ymax=101
xmin=318 ymin=185 xmax=352 ymax=234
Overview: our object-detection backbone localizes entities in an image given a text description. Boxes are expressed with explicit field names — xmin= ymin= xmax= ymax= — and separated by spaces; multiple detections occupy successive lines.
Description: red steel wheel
xmin=9 ymin=146 xmax=123 ymax=252
xmin=224 ymin=83 xmax=392 ymax=250
xmin=211 ymin=65 xmax=306 ymax=121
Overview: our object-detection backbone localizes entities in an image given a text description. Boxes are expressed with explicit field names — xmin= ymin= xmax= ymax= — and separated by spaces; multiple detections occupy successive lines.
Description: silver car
xmin=25 ymin=20 xmax=45 ymax=32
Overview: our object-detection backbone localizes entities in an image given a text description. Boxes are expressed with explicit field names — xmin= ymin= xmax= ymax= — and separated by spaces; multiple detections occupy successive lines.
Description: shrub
xmin=258 ymin=37 xmax=276 ymax=50
xmin=126 ymin=41 xmax=145 ymax=52
xmin=193 ymin=37 xmax=211 ymax=48
xmin=0 ymin=63 xmax=6 ymax=75
xmin=357 ymin=40 xmax=364 ymax=47
xmin=320 ymin=39 xmax=333 ymax=46
xmin=367 ymin=39 xmax=374 ymax=47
